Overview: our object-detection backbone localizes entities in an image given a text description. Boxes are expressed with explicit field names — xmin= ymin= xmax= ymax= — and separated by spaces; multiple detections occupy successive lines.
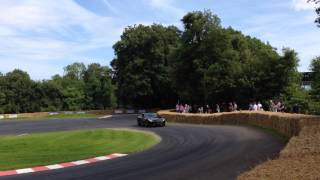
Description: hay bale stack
xmin=158 ymin=110 xmax=320 ymax=179
xmin=237 ymin=156 xmax=320 ymax=180
xmin=17 ymin=112 xmax=49 ymax=118
xmin=281 ymin=125 xmax=320 ymax=158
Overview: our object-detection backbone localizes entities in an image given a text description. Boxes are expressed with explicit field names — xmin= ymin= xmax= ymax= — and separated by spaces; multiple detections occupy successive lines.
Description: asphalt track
xmin=0 ymin=115 xmax=284 ymax=180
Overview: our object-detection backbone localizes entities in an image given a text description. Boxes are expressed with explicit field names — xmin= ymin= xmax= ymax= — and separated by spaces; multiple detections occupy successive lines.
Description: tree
xmin=111 ymin=24 xmax=180 ymax=108
xmin=0 ymin=73 xmax=5 ymax=113
xmin=307 ymin=56 xmax=320 ymax=114
xmin=310 ymin=56 xmax=320 ymax=100
xmin=64 ymin=62 xmax=86 ymax=80
xmin=34 ymin=80 xmax=64 ymax=111
xmin=172 ymin=10 xmax=300 ymax=108
xmin=51 ymin=67 xmax=86 ymax=111
xmin=173 ymin=10 xmax=223 ymax=104
xmin=84 ymin=63 xmax=116 ymax=109
xmin=0 ymin=70 xmax=36 ymax=113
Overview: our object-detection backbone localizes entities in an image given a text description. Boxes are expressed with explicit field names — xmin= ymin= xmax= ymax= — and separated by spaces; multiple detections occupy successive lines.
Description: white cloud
xmin=291 ymin=0 xmax=316 ymax=11
xmin=0 ymin=0 xmax=124 ymax=79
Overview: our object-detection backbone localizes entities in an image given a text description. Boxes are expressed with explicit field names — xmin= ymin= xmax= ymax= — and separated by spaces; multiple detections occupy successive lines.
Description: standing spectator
xmin=228 ymin=102 xmax=233 ymax=112
xmin=176 ymin=103 xmax=179 ymax=112
xmin=276 ymin=101 xmax=281 ymax=112
xmin=279 ymin=102 xmax=285 ymax=112
xmin=233 ymin=102 xmax=238 ymax=112
xmin=199 ymin=106 xmax=204 ymax=113
xmin=206 ymin=104 xmax=210 ymax=113
xmin=269 ymin=100 xmax=275 ymax=112
xmin=183 ymin=104 xmax=188 ymax=113
xmin=249 ymin=102 xmax=253 ymax=111
xmin=188 ymin=105 xmax=193 ymax=113
xmin=293 ymin=103 xmax=299 ymax=113
xmin=216 ymin=104 xmax=220 ymax=113
xmin=220 ymin=102 xmax=227 ymax=112
xmin=253 ymin=102 xmax=258 ymax=111
xmin=257 ymin=101 xmax=263 ymax=111
xmin=179 ymin=104 xmax=184 ymax=113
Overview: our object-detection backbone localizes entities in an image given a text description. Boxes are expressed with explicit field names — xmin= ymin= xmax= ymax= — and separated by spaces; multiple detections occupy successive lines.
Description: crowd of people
xmin=175 ymin=100 xmax=300 ymax=114
xmin=175 ymin=102 xmax=240 ymax=114
xmin=268 ymin=100 xmax=285 ymax=112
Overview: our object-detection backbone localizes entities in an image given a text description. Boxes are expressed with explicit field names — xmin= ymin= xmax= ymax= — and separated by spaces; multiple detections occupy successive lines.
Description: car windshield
xmin=144 ymin=113 xmax=158 ymax=118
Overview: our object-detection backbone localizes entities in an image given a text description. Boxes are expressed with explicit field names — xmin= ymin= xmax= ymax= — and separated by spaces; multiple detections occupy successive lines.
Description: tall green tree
xmin=0 ymin=73 xmax=6 ymax=113
xmin=111 ymin=24 xmax=180 ymax=108
xmin=172 ymin=10 xmax=299 ymax=107
xmin=310 ymin=56 xmax=320 ymax=100
xmin=34 ymin=80 xmax=64 ymax=111
xmin=84 ymin=63 xmax=116 ymax=109
xmin=64 ymin=62 xmax=86 ymax=80
xmin=0 ymin=70 xmax=36 ymax=113
xmin=173 ymin=10 xmax=223 ymax=104
xmin=308 ymin=56 xmax=320 ymax=114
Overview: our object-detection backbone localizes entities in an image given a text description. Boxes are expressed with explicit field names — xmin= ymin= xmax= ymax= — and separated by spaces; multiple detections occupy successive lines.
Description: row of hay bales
xmin=0 ymin=112 xmax=49 ymax=119
xmin=0 ymin=110 xmax=113 ymax=120
xmin=157 ymin=110 xmax=320 ymax=180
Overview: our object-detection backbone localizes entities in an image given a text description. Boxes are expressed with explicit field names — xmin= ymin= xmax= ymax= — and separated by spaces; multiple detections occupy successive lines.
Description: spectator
xmin=257 ymin=101 xmax=263 ymax=111
xmin=206 ymin=104 xmax=210 ymax=113
xmin=293 ymin=103 xmax=300 ymax=113
xmin=279 ymin=102 xmax=285 ymax=112
xmin=179 ymin=104 xmax=184 ymax=113
xmin=183 ymin=104 xmax=188 ymax=113
xmin=253 ymin=102 xmax=258 ymax=111
xmin=216 ymin=104 xmax=220 ymax=113
xmin=228 ymin=102 xmax=234 ymax=112
xmin=221 ymin=102 xmax=226 ymax=112
xmin=276 ymin=101 xmax=281 ymax=112
xmin=233 ymin=102 xmax=238 ymax=112
xmin=269 ymin=100 xmax=275 ymax=112
xmin=249 ymin=102 xmax=253 ymax=111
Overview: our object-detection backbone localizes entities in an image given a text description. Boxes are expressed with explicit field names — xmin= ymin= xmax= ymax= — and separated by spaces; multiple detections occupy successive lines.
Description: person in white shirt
xmin=233 ymin=102 xmax=238 ymax=112
xmin=253 ymin=102 xmax=258 ymax=111
xmin=257 ymin=101 xmax=263 ymax=111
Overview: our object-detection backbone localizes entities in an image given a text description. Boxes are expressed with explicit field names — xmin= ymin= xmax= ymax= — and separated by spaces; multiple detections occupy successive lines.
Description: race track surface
xmin=0 ymin=115 xmax=284 ymax=180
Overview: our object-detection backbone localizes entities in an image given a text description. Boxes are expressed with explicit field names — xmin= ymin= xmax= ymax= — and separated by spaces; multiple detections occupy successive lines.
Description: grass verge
xmin=0 ymin=129 xmax=160 ymax=170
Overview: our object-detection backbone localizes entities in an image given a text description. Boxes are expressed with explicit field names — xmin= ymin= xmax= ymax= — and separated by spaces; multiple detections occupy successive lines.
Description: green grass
xmin=0 ymin=113 xmax=100 ymax=122
xmin=0 ymin=129 xmax=160 ymax=170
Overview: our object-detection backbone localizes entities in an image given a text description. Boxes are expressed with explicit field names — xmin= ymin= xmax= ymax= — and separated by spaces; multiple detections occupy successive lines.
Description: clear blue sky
xmin=0 ymin=0 xmax=319 ymax=79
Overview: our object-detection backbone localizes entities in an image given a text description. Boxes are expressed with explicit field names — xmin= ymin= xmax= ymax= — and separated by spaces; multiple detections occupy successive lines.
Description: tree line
xmin=112 ymin=10 xmax=320 ymax=113
xmin=1 ymin=10 xmax=319 ymax=114
xmin=0 ymin=63 xmax=115 ymax=113
xmin=112 ymin=10 xmax=302 ymax=110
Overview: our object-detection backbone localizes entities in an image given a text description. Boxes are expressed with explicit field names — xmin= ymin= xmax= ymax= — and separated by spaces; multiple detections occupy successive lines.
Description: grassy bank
xmin=0 ymin=129 xmax=160 ymax=170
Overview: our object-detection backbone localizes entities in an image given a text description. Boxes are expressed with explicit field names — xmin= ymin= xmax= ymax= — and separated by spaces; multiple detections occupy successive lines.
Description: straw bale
xmin=238 ymin=156 xmax=320 ymax=180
